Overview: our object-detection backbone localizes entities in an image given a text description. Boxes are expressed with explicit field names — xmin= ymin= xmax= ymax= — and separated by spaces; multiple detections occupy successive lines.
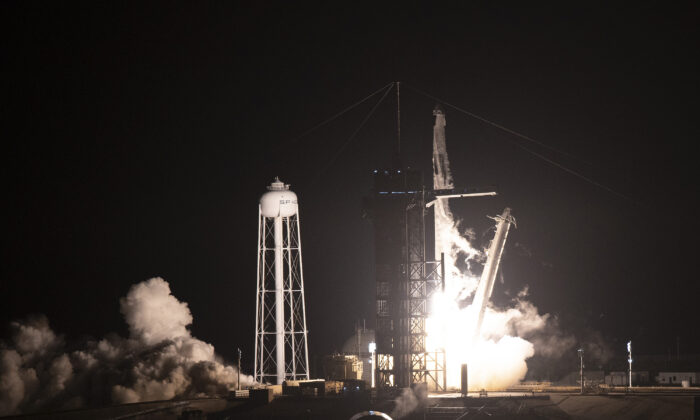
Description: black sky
xmin=2 ymin=2 xmax=699 ymax=373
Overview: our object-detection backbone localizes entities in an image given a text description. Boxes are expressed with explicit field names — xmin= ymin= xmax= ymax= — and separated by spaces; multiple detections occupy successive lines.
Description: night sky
xmin=2 ymin=2 xmax=698 ymax=375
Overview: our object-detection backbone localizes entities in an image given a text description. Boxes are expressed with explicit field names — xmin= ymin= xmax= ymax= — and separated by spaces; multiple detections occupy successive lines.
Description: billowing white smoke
xmin=434 ymin=198 xmax=483 ymax=301
xmin=427 ymin=281 xmax=545 ymax=389
xmin=0 ymin=277 xmax=254 ymax=416
xmin=430 ymin=110 xmax=565 ymax=390
xmin=430 ymin=185 xmax=608 ymax=391
xmin=390 ymin=385 xmax=428 ymax=419
xmin=120 ymin=278 xmax=194 ymax=346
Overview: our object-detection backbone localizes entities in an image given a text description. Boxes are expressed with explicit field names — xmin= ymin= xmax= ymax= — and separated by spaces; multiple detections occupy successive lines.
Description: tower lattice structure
xmin=255 ymin=178 xmax=310 ymax=384
xmin=366 ymin=169 xmax=446 ymax=390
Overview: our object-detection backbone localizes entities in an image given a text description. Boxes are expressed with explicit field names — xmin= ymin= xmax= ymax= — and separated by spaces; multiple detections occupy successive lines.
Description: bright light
xmin=428 ymin=119 xmax=552 ymax=390
xmin=369 ymin=341 xmax=376 ymax=388
xmin=430 ymin=171 xmax=543 ymax=390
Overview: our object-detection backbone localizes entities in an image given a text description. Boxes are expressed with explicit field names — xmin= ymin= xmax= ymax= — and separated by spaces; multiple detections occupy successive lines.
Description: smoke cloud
xmin=429 ymin=191 xmax=613 ymax=389
xmin=120 ymin=278 xmax=193 ymax=346
xmin=390 ymin=385 xmax=428 ymax=419
xmin=429 ymin=110 xmax=585 ymax=390
xmin=0 ymin=277 xmax=253 ymax=416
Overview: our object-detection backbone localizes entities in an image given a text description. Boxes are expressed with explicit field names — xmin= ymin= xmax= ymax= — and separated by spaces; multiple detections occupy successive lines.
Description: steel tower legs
xmin=274 ymin=216 xmax=285 ymax=384
xmin=255 ymin=207 xmax=310 ymax=384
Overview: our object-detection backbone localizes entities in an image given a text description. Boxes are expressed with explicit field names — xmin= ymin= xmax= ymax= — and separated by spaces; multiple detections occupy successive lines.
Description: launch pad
xmin=8 ymin=389 xmax=697 ymax=420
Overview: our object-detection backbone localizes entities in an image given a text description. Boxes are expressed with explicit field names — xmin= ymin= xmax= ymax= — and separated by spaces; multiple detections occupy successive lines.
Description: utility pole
xmin=369 ymin=341 xmax=376 ymax=388
xmin=396 ymin=81 xmax=401 ymax=155
xmin=627 ymin=341 xmax=633 ymax=390
xmin=577 ymin=348 xmax=584 ymax=394
xmin=238 ymin=348 xmax=242 ymax=391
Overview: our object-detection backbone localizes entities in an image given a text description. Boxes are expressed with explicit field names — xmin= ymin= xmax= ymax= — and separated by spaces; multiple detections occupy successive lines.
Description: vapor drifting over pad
xmin=0 ymin=278 xmax=253 ymax=416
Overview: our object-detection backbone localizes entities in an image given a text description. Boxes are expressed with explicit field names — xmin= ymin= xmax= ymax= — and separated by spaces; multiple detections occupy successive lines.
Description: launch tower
xmin=365 ymin=169 xmax=447 ymax=390
xmin=365 ymin=107 xmax=497 ymax=390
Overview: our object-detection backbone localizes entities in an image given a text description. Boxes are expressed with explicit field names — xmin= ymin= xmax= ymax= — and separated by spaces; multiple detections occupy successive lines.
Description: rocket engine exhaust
xmin=471 ymin=208 xmax=516 ymax=342
xmin=428 ymin=106 xmax=557 ymax=390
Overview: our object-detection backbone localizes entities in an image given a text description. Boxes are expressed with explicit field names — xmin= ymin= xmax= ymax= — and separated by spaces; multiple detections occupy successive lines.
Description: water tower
xmin=254 ymin=177 xmax=310 ymax=384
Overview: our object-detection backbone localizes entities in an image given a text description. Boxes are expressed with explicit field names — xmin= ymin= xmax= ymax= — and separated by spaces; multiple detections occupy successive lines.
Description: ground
xmin=2 ymin=389 xmax=698 ymax=420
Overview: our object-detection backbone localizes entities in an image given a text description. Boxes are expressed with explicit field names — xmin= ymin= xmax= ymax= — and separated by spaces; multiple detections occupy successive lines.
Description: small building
xmin=604 ymin=371 xmax=650 ymax=386
xmin=557 ymin=370 xmax=604 ymax=386
xmin=323 ymin=354 xmax=363 ymax=381
xmin=341 ymin=325 xmax=375 ymax=385
xmin=656 ymin=372 xmax=700 ymax=386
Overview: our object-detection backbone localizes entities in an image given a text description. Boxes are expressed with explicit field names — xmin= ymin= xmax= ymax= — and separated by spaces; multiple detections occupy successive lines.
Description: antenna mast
xmin=396 ymin=81 xmax=401 ymax=157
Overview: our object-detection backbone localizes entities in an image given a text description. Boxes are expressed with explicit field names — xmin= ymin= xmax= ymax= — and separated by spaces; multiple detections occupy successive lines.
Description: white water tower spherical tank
xmin=260 ymin=177 xmax=298 ymax=217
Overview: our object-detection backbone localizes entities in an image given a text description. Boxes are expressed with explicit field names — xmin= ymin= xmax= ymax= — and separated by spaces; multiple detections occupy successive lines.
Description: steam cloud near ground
xmin=430 ymin=212 xmax=612 ymax=390
xmin=0 ymin=278 xmax=253 ymax=416
xmin=390 ymin=385 xmax=428 ymax=419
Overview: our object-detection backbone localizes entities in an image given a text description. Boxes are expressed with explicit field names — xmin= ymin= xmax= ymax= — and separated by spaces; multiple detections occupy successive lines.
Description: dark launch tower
xmin=364 ymin=168 xmax=446 ymax=390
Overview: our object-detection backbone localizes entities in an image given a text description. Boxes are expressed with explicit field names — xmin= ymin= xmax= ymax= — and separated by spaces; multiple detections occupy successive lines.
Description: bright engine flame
xmin=429 ymin=183 xmax=537 ymax=390
xmin=430 ymin=107 xmax=548 ymax=391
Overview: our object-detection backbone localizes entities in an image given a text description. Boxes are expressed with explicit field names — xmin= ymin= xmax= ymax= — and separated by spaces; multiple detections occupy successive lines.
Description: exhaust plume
xmin=429 ymin=108 xmax=570 ymax=390
xmin=0 ymin=277 xmax=253 ymax=416
xmin=390 ymin=385 xmax=428 ymax=419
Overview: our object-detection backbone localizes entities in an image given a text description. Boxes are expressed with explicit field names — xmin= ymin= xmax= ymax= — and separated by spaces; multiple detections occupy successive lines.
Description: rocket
xmin=432 ymin=106 xmax=453 ymax=191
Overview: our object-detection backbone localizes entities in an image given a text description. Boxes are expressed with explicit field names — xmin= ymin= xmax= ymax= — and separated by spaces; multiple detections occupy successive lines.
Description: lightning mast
xmin=255 ymin=177 xmax=310 ymax=384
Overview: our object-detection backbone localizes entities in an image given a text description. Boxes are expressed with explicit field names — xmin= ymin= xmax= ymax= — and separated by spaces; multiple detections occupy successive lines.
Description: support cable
xmin=405 ymin=84 xmax=592 ymax=165
xmin=316 ymin=82 xmax=395 ymax=178
xmin=405 ymin=84 xmax=635 ymax=202
xmin=289 ymin=82 xmax=395 ymax=145
xmin=503 ymin=137 xmax=633 ymax=201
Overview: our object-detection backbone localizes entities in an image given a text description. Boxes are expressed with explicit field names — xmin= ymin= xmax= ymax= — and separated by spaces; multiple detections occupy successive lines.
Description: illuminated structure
xmin=431 ymin=105 xmax=503 ymax=386
xmin=365 ymin=168 xmax=447 ymax=389
xmin=365 ymin=107 xmax=498 ymax=390
xmin=627 ymin=341 xmax=633 ymax=389
xmin=254 ymin=177 xmax=310 ymax=384
xmin=366 ymin=170 xmax=494 ymax=390
xmin=432 ymin=106 xmax=454 ymax=258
